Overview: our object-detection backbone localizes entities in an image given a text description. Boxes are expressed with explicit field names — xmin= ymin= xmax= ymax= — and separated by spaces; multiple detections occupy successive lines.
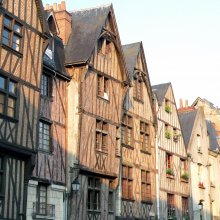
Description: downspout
xmin=155 ymin=131 xmax=160 ymax=219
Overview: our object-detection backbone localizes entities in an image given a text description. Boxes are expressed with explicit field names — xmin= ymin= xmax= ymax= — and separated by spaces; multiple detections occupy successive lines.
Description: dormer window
xmin=48 ymin=15 xmax=57 ymax=35
xmin=133 ymin=79 xmax=143 ymax=101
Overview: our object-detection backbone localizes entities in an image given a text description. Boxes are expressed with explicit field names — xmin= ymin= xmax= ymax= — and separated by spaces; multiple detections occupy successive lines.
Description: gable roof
xmin=35 ymin=0 xmax=47 ymax=32
xmin=122 ymin=42 xmax=141 ymax=79
xmin=179 ymin=110 xmax=198 ymax=148
xmin=65 ymin=4 xmax=112 ymax=65
xmin=206 ymin=120 xmax=220 ymax=151
xmin=152 ymin=83 xmax=171 ymax=105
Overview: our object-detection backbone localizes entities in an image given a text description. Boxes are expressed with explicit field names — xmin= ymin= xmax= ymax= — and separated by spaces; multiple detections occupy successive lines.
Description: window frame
xmin=167 ymin=193 xmax=176 ymax=218
xmin=2 ymin=14 xmax=23 ymax=54
xmin=0 ymin=74 xmax=18 ymax=120
xmin=122 ymin=114 xmax=133 ymax=147
xmin=95 ymin=119 xmax=108 ymax=152
xmin=141 ymin=170 xmax=151 ymax=203
xmin=87 ymin=177 xmax=101 ymax=212
xmin=133 ymin=78 xmax=143 ymax=102
xmin=182 ymin=197 xmax=189 ymax=218
xmin=122 ymin=164 xmax=133 ymax=200
xmin=108 ymin=180 xmax=114 ymax=213
xmin=41 ymin=73 xmax=52 ymax=98
xmin=115 ymin=126 xmax=120 ymax=157
xmin=97 ymin=74 xmax=109 ymax=100
xmin=140 ymin=121 xmax=150 ymax=153
xmin=36 ymin=184 xmax=48 ymax=216
xmin=39 ymin=120 xmax=52 ymax=153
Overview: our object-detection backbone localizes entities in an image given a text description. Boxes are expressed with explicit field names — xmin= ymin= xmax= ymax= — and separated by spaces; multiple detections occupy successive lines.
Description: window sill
xmin=133 ymin=97 xmax=144 ymax=104
xmin=0 ymin=113 xmax=18 ymax=123
xmin=181 ymin=179 xmax=189 ymax=183
xmin=38 ymin=149 xmax=53 ymax=155
xmin=97 ymin=95 xmax=110 ymax=103
xmin=198 ymin=185 xmax=205 ymax=189
xmin=166 ymin=174 xmax=175 ymax=179
xmin=122 ymin=143 xmax=134 ymax=150
xmin=2 ymin=44 xmax=23 ymax=58
xmin=140 ymin=149 xmax=151 ymax=155
xmin=95 ymin=149 xmax=108 ymax=155
xmin=87 ymin=210 xmax=101 ymax=213
xmin=122 ymin=198 xmax=135 ymax=202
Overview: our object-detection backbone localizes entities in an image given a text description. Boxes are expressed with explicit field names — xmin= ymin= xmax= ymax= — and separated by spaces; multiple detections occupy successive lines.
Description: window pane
xmin=0 ymin=94 xmax=5 ymax=114
xmin=39 ymin=122 xmax=50 ymax=151
xmin=9 ymin=81 xmax=16 ymax=94
xmin=12 ymin=35 xmax=21 ymax=51
xmin=0 ymin=77 xmax=5 ymax=90
xmin=3 ymin=17 xmax=11 ymax=27
xmin=2 ymin=29 xmax=10 ymax=46
xmin=14 ymin=23 xmax=21 ymax=33
xmin=7 ymin=97 xmax=15 ymax=117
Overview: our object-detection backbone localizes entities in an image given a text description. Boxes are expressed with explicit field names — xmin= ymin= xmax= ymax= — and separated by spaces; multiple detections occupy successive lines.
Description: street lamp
xmin=198 ymin=200 xmax=204 ymax=220
xmin=71 ymin=177 xmax=80 ymax=192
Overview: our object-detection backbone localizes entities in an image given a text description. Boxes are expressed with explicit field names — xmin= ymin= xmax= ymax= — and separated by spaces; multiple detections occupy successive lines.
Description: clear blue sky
xmin=43 ymin=0 xmax=220 ymax=107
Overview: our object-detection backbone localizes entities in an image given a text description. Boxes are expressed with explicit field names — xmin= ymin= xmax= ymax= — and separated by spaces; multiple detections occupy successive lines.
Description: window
xmin=2 ymin=15 xmax=22 ymax=52
xmin=37 ymin=184 xmax=47 ymax=215
xmin=96 ymin=119 xmax=108 ymax=152
xmin=98 ymin=38 xmax=111 ymax=56
xmin=165 ymin=124 xmax=171 ymax=139
xmin=122 ymin=165 xmax=133 ymax=200
xmin=140 ymin=121 xmax=150 ymax=152
xmin=165 ymin=99 xmax=171 ymax=113
xmin=0 ymin=75 xmax=17 ymax=118
xmin=87 ymin=177 xmax=101 ymax=211
xmin=173 ymin=128 xmax=180 ymax=142
xmin=167 ymin=194 xmax=175 ymax=218
xmin=41 ymin=74 xmax=52 ymax=97
xmin=0 ymin=156 xmax=4 ymax=217
xmin=180 ymin=159 xmax=189 ymax=181
xmin=115 ymin=126 xmax=120 ymax=156
xmin=166 ymin=153 xmax=174 ymax=176
xmin=39 ymin=121 xmax=51 ymax=152
xmin=108 ymin=181 xmax=114 ymax=212
xmin=133 ymin=79 xmax=143 ymax=101
xmin=97 ymin=75 xmax=109 ymax=100
xmin=141 ymin=170 xmax=151 ymax=202
xmin=122 ymin=114 xmax=133 ymax=147
xmin=182 ymin=197 xmax=189 ymax=218
xmin=197 ymin=134 xmax=202 ymax=153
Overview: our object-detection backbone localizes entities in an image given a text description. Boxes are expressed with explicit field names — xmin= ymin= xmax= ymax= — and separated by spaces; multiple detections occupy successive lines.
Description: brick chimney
xmin=178 ymin=99 xmax=195 ymax=113
xmin=45 ymin=1 xmax=72 ymax=46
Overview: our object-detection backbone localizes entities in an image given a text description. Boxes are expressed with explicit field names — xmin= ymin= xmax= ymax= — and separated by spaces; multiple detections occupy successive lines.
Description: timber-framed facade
xmin=118 ymin=42 xmax=157 ymax=219
xmin=153 ymin=83 xmax=190 ymax=220
xmin=63 ymin=4 xmax=130 ymax=220
xmin=0 ymin=0 xmax=45 ymax=219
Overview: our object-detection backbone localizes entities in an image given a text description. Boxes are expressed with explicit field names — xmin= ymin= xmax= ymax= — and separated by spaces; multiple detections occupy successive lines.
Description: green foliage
xmin=181 ymin=172 xmax=189 ymax=181
xmin=165 ymin=105 xmax=171 ymax=113
xmin=166 ymin=168 xmax=174 ymax=176
xmin=165 ymin=130 xmax=171 ymax=139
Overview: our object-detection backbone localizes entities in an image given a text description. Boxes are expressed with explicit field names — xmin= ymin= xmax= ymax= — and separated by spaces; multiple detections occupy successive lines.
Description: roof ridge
xmin=70 ymin=4 xmax=111 ymax=14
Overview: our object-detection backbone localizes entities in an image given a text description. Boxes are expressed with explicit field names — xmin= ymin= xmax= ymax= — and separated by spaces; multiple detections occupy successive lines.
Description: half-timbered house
xmin=26 ymin=9 xmax=71 ymax=219
xmin=118 ymin=42 xmax=157 ymax=219
xmin=0 ymin=0 xmax=45 ymax=219
xmin=61 ymin=4 xmax=130 ymax=220
xmin=152 ymin=83 xmax=190 ymax=220
xmin=179 ymin=106 xmax=213 ymax=220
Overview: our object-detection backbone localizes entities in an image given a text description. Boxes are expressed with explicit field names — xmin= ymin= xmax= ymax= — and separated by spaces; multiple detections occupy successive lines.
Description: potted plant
xmin=166 ymin=168 xmax=174 ymax=176
xmin=181 ymin=172 xmax=189 ymax=181
xmin=165 ymin=105 xmax=171 ymax=113
xmin=173 ymin=133 xmax=181 ymax=142
xmin=165 ymin=130 xmax=172 ymax=139
xmin=198 ymin=182 xmax=204 ymax=188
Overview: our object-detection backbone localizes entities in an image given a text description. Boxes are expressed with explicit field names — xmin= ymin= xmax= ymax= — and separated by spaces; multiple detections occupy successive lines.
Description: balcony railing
xmin=33 ymin=202 xmax=55 ymax=217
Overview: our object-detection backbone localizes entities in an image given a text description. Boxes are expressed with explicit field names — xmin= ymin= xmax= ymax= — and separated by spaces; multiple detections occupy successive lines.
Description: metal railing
xmin=33 ymin=202 xmax=55 ymax=217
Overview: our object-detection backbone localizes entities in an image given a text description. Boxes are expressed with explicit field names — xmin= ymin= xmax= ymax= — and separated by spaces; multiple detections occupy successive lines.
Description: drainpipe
xmin=155 ymin=132 xmax=160 ymax=219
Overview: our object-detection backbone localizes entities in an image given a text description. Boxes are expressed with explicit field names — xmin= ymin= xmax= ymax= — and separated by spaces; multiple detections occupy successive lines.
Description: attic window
xmin=98 ymin=38 xmax=111 ymax=56
xmin=133 ymin=78 xmax=143 ymax=101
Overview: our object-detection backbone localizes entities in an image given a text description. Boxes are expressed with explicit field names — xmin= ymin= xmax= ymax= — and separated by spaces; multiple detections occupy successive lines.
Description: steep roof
xmin=206 ymin=120 xmax=220 ymax=151
xmin=35 ymin=0 xmax=47 ymax=32
xmin=122 ymin=42 xmax=141 ymax=79
xmin=65 ymin=4 xmax=112 ymax=65
xmin=152 ymin=83 xmax=171 ymax=105
xmin=179 ymin=110 xmax=198 ymax=148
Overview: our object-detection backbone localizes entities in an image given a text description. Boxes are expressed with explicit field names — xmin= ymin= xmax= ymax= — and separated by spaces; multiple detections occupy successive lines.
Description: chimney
xmin=179 ymin=99 xmax=183 ymax=109
xmin=185 ymin=100 xmax=188 ymax=108
xmin=47 ymin=1 xmax=72 ymax=46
